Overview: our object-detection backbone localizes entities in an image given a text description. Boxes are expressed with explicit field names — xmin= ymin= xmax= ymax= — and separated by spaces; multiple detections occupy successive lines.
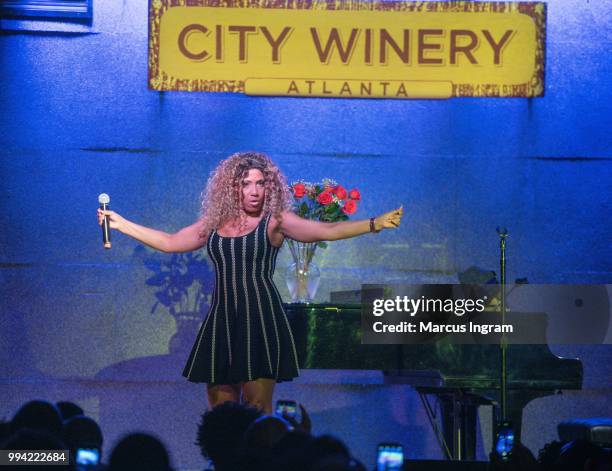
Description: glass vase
xmin=285 ymin=241 xmax=321 ymax=303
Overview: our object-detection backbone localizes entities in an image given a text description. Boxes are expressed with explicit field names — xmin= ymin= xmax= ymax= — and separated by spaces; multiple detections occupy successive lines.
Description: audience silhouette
xmin=109 ymin=432 xmax=172 ymax=471
xmin=197 ymin=401 xmax=263 ymax=470
xmin=57 ymin=401 xmax=85 ymax=421
xmin=0 ymin=398 xmax=610 ymax=471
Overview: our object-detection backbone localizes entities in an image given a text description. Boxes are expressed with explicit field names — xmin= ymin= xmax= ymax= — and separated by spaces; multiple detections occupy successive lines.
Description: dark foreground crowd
xmin=0 ymin=399 xmax=610 ymax=471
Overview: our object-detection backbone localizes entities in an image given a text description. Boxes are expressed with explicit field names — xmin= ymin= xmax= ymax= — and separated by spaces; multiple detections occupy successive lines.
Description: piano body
xmin=284 ymin=303 xmax=583 ymax=461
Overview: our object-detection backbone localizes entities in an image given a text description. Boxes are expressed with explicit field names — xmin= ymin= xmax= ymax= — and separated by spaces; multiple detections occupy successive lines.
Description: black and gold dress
xmin=182 ymin=213 xmax=300 ymax=384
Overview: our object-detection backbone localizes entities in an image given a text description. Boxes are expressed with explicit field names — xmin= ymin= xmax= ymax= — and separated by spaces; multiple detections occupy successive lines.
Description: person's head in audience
xmin=539 ymin=440 xmax=564 ymax=471
xmin=196 ymin=401 xmax=263 ymax=471
xmin=10 ymin=400 xmax=63 ymax=438
xmin=309 ymin=435 xmax=350 ymax=459
xmin=224 ymin=446 xmax=281 ymax=471
xmin=272 ymin=429 xmax=314 ymax=470
xmin=2 ymin=428 xmax=76 ymax=470
xmin=273 ymin=429 xmax=312 ymax=451
xmin=305 ymin=435 xmax=359 ymax=471
xmin=57 ymin=401 xmax=84 ymax=421
xmin=109 ymin=432 xmax=172 ymax=471
xmin=243 ymin=415 xmax=292 ymax=450
xmin=64 ymin=415 xmax=104 ymax=466
xmin=554 ymin=440 xmax=611 ymax=471
xmin=273 ymin=432 xmax=361 ymax=471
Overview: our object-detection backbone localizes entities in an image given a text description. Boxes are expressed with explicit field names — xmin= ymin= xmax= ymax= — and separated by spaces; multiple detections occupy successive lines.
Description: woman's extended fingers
xmin=373 ymin=206 xmax=404 ymax=231
xmin=385 ymin=205 xmax=404 ymax=228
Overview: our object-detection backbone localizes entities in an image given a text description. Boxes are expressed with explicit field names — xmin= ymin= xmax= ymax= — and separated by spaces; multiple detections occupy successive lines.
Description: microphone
xmin=98 ymin=193 xmax=111 ymax=249
xmin=496 ymin=226 xmax=509 ymax=238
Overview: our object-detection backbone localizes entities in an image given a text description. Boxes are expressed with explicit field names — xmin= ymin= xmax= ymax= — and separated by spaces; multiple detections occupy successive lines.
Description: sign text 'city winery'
xmin=148 ymin=1 xmax=546 ymax=98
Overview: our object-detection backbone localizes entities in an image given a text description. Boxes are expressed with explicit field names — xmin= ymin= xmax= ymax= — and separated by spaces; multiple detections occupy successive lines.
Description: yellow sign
xmin=149 ymin=1 xmax=546 ymax=98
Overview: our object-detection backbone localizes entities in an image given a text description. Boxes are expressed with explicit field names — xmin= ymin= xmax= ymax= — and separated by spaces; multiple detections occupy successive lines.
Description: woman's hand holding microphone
xmin=97 ymin=208 xmax=126 ymax=231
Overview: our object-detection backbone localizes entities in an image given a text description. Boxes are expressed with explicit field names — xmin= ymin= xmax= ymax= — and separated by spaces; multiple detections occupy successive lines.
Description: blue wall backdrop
xmin=1 ymin=1 xmax=611 ymax=470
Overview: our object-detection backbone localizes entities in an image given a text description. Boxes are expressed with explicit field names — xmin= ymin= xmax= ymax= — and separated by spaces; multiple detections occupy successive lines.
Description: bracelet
xmin=370 ymin=217 xmax=381 ymax=233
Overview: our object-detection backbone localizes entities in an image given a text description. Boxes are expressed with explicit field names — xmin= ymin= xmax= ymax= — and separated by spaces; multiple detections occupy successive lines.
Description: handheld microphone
xmin=98 ymin=193 xmax=111 ymax=249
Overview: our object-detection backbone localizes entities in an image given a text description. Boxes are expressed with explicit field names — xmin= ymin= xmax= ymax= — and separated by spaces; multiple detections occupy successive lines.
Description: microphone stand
xmin=496 ymin=227 xmax=509 ymax=423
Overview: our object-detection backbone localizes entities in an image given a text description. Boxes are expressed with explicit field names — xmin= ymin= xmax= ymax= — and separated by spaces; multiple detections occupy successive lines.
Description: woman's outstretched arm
xmin=276 ymin=206 xmax=403 ymax=243
xmin=97 ymin=209 xmax=206 ymax=253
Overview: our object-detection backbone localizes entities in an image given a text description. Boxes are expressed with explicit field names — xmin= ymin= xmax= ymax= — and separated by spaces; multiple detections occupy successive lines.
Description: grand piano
xmin=284 ymin=303 xmax=583 ymax=461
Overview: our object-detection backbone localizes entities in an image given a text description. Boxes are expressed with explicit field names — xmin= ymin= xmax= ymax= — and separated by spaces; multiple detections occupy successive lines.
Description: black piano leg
xmin=439 ymin=396 xmax=456 ymax=459
xmin=439 ymin=394 xmax=478 ymax=460
xmin=463 ymin=403 xmax=478 ymax=460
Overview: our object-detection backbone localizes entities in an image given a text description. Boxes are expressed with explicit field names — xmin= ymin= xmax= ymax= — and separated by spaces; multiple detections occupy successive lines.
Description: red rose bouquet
xmin=290 ymin=178 xmax=361 ymax=225
xmin=285 ymin=179 xmax=362 ymax=302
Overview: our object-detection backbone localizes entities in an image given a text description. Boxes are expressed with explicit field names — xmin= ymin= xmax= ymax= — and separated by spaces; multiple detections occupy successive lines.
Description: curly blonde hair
xmin=198 ymin=152 xmax=292 ymax=239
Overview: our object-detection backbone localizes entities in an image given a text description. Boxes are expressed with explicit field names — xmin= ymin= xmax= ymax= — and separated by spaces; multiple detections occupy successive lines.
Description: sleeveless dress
xmin=182 ymin=213 xmax=300 ymax=384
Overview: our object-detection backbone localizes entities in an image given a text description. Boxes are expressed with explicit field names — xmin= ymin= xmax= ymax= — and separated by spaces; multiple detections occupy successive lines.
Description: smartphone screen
xmin=495 ymin=425 xmax=515 ymax=461
xmin=377 ymin=443 xmax=404 ymax=471
xmin=275 ymin=399 xmax=297 ymax=418
xmin=76 ymin=448 xmax=100 ymax=466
